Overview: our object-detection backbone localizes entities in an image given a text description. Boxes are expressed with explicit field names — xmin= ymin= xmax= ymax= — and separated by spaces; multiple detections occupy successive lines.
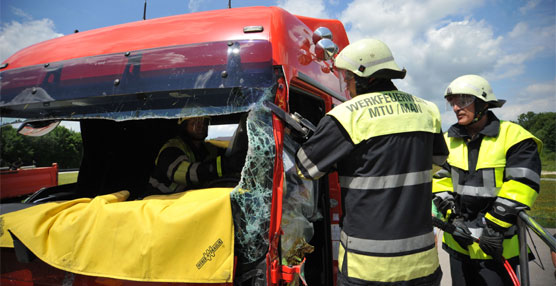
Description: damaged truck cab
xmin=0 ymin=6 xmax=350 ymax=285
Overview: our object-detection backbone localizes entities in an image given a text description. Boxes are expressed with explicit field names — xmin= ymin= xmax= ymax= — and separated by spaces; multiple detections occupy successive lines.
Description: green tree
xmin=516 ymin=112 xmax=555 ymax=170
xmin=0 ymin=125 xmax=34 ymax=167
xmin=1 ymin=124 xmax=83 ymax=169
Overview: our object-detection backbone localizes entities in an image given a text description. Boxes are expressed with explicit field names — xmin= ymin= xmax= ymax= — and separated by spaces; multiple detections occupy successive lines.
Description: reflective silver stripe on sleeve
xmin=434 ymin=168 xmax=451 ymax=179
xmin=341 ymin=231 xmax=435 ymax=254
xmin=433 ymin=155 xmax=448 ymax=166
xmin=506 ymin=167 xmax=540 ymax=185
xmin=494 ymin=197 xmax=522 ymax=209
xmin=149 ymin=177 xmax=173 ymax=193
xmin=339 ymin=170 xmax=431 ymax=190
xmin=434 ymin=191 xmax=453 ymax=201
xmin=454 ymin=185 xmax=500 ymax=197
xmin=189 ymin=162 xmax=201 ymax=184
xmin=167 ymin=155 xmax=188 ymax=180
xmin=296 ymin=147 xmax=325 ymax=179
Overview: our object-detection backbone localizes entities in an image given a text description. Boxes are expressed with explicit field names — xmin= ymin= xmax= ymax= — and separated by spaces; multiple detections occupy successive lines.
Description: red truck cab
xmin=0 ymin=6 xmax=350 ymax=285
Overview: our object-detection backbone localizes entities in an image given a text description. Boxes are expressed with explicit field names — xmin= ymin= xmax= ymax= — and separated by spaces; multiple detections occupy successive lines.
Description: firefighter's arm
xmin=432 ymin=130 xmax=449 ymax=166
xmin=432 ymin=162 xmax=456 ymax=221
xmin=155 ymin=145 xmax=193 ymax=187
xmin=485 ymin=138 xmax=542 ymax=232
xmin=295 ymin=116 xmax=354 ymax=180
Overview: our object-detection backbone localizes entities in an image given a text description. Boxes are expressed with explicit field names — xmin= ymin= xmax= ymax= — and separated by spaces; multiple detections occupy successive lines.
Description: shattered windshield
xmin=0 ymin=39 xmax=279 ymax=264
xmin=0 ymin=40 xmax=274 ymax=124
xmin=231 ymin=106 xmax=275 ymax=262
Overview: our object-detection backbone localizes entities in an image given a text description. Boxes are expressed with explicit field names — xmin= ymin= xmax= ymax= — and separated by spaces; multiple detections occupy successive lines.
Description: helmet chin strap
xmin=464 ymin=100 xmax=488 ymax=127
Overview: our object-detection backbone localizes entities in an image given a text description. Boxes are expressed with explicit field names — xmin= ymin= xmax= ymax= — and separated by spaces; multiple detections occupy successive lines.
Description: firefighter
xmin=146 ymin=117 xmax=243 ymax=195
xmin=432 ymin=74 xmax=542 ymax=285
xmin=295 ymin=38 xmax=448 ymax=285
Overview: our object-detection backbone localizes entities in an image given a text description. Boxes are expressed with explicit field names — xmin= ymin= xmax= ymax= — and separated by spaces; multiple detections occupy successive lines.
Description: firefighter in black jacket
xmin=432 ymin=74 xmax=542 ymax=285
xmin=296 ymin=38 xmax=449 ymax=286
xmin=147 ymin=117 xmax=243 ymax=195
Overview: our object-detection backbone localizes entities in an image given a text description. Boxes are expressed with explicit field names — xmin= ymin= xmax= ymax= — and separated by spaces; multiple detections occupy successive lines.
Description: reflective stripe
xmin=451 ymin=167 xmax=459 ymax=186
xmin=451 ymin=167 xmax=500 ymax=197
xmin=296 ymin=148 xmax=325 ymax=179
xmin=454 ymin=185 xmax=500 ymax=197
xmin=485 ymin=213 xmax=513 ymax=229
xmin=189 ymin=162 xmax=201 ymax=184
xmin=216 ymin=156 xmax=222 ymax=177
xmin=339 ymin=170 xmax=431 ymax=190
xmin=495 ymin=197 xmax=519 ymax=208
xmin=483 ymin=168 xmax=495 ymax=189
xmin=434 ymin=191 xmax=453 ymax=201
xmin=149 ymin=177 xmax=173 ymax=194
xmin=497 ymin=180 xmax=538 ymax=207
xmin=506 ymin=167 xmax=540 ymax=185
xmin=434 ymin=168 xmax=451 ymax=179
xmin=339 ymin=243 xmax=439 ymax=282
xmin=167 ymin=155 xmax=188 ymax=179
xmin=173 ymin=161 xmax=190 ymax=186
xmin=341 ymin=231 xmax=434 ymax=254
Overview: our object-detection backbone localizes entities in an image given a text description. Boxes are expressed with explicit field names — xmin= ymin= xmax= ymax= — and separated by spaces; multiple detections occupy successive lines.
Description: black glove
xmin=451 ymin=217 xmax=474 ymax=249
xmin=479 ymin=225 xmax=504 ymax=262
xmin=220 ymin=153 xmax=245 ymax=175
xmin=433 ymin=195 xmax=456 ymax=221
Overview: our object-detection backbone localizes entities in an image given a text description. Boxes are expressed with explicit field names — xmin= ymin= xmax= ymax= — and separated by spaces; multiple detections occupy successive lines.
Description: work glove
xmin=451 ymin=217 xmax=474 ymax=249
xmin=220 ymin=152 xmax=245 ymax=175
xmin=479 ymin=225 xmax=504 ymax=262
xmin=432 ymin=195 xmax=456 ymax=221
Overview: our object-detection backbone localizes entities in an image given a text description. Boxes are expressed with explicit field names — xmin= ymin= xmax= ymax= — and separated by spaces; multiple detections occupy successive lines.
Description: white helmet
xmin=335 ymin=38 xmax=406 ymax=79
xmin=445 ymin=74 xmax=505 ymax=108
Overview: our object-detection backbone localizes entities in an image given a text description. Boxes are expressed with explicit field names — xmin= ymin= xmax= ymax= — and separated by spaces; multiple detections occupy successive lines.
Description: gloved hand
xmin=220 ymin=152 xmax=245 ymax=175
xmin=451 ymin=217 xmax=474 ymax=249
xmin=433 ymin=195 xmax=456 ymax=221
xmin=479 ymin=225 xmax=504 ymax=262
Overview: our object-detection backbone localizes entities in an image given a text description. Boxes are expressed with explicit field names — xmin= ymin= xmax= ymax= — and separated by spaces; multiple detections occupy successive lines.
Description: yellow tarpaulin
xmin=0 ymin=188 xmax=234 ymax=283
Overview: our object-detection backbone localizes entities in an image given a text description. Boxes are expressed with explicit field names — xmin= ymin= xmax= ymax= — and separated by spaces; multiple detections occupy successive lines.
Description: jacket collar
xmin=447 ymin=111 xmax=500 ymax=139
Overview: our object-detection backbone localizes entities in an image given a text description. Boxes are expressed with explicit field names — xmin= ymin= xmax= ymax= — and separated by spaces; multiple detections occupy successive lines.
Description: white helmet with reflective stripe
xmin=445 ymin=74 xmax=505 ymax=108
xmin=335 ymin=38 xmax=406 ymax=79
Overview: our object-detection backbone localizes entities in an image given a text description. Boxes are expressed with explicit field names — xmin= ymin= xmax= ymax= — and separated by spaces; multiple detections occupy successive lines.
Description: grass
xmin=58 ymin=172 xmax=78 ymax=185
xmin=529 ymin=178 xmax=556 ymax=228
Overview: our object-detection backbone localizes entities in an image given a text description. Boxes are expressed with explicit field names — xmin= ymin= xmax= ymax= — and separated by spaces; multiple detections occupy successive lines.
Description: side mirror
xmin=315 ymin=39 xmax=339 ymax=61
xmin=17 ymin=120 xmax=60 ymax=136
xmin=312 ymin=27 xmax=333 ymax=44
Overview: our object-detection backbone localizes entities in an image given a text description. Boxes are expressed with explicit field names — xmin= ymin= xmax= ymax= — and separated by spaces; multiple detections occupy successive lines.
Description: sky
xmin=1 ymin=0 xmax=555 ymax=132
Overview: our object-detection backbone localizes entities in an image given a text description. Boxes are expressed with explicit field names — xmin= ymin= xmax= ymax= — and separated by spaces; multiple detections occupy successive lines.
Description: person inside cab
xmin=296 ymin=38 xmax=448 ymax=286
xmin=432 ymin=75 xmax=542 ymax=286
xmin=146 ymin=117 xmax=244 ymax=196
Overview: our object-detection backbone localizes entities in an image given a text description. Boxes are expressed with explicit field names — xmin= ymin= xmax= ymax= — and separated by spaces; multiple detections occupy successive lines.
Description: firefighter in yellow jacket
xmin=432 ymin=74 xmax=542 ymax=285
xmin=147 ymin=117 xmax=243 ymax=195
xmin=296 ymin=38 xmax=449 ymax=285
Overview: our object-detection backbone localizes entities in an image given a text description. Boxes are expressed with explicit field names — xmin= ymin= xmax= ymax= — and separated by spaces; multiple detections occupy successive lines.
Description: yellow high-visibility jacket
xmin=297 ymin=89 xmax=448 ymax=284
xmin=433 ymin=112 xmax=542 ymax=261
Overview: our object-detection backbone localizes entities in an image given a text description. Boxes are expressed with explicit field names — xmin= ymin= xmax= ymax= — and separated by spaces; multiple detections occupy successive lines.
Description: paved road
xmin=437 ymin=228 xmax=556 ymax=286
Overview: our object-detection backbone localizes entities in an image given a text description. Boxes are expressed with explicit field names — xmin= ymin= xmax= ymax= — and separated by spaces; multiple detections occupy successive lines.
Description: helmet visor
xmin=445 ymin=94 xmax=475 ymax=110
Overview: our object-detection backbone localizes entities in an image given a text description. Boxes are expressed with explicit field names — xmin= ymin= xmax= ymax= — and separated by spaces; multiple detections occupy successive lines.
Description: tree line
xmin=1 ymin=124 xmax=82 ymax=169
xmin=0 ymin=112 xmax=554 ymax=170
xmin=515 ymin=112 xmax=555 ymax=167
